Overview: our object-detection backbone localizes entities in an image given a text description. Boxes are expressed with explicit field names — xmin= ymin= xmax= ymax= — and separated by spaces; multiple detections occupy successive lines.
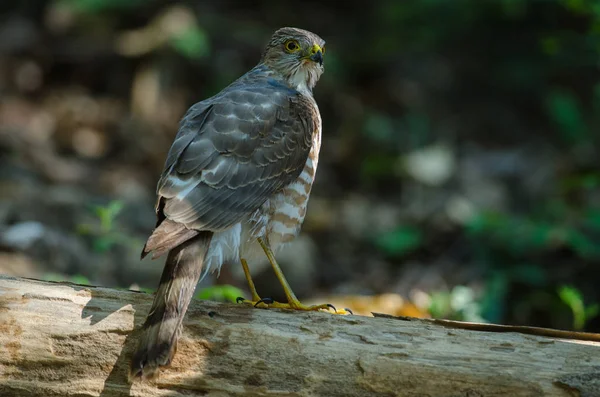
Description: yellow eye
xmin=285 ymin=40 xmax=300 ymax=52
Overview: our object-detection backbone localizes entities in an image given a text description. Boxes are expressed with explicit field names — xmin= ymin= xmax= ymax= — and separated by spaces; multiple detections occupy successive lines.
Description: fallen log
xmin=0 ymin=275 xmax=599 ymax=396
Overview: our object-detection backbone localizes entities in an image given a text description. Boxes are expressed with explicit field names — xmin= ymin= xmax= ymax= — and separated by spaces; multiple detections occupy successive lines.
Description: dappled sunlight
xmin=0 ymin=7 xmax=599 ymax=393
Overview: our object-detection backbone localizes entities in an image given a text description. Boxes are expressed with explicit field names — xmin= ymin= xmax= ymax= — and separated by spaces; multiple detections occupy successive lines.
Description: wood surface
xmin=1 ymin=275 xmax=599 ymax=396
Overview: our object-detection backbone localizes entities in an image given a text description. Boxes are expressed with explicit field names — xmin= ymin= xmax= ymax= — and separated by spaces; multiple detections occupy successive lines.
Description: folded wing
xmin=156 ymin=78 xmax=316 ymax=233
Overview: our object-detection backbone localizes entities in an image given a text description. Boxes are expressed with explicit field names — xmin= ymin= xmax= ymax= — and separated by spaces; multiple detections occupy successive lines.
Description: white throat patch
xmin=288 ymin=67 xmax=311 ymax=95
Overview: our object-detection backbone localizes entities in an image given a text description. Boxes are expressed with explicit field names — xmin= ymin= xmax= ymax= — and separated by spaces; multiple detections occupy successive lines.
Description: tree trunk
xmin=1 ymin=275 xmax=599 ymax=396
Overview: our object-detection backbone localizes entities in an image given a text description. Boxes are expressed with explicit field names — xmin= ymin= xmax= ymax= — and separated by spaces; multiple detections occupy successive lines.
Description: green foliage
xmin=558 ymin=285 xmax=599 ymax=330
xmin=375 ymin=226 xmax=423 ymax=257
xmin=94 ymin=200 xmax=124 ymax=234
xmin=78 ymin=200 xmax=139 ymax=253
xmin=467 ymin=211 xmax=600 ymax=259
xmin=196 ymin=285 xmax=245 ymax=303
xmin=7 ymin=0 xmax=599 ymax=332
xmin=467 ymin=207 xmax=600 ymax=326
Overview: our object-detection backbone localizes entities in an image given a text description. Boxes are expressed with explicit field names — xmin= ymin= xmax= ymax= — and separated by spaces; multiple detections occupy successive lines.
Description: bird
xmin=129 ymin=27 xmax=332 ymax=380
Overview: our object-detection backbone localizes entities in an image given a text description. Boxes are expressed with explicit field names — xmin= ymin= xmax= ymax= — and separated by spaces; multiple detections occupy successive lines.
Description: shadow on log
xmin=1 ymin=275 xmax=599 ymax=396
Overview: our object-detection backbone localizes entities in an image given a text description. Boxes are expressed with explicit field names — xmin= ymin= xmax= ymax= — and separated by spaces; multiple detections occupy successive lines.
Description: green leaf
xmin=558 ymin=285 xmax=586 ymax=330
xmin=70 ymin=274 xmax=91 ymax=285
xmin=196 ymin=285 xmax=245 ymax=303
xmin=428 ymin=290 xmax=451 ymax=319
xmin=91 ymin=200 xmax=123 ymax=232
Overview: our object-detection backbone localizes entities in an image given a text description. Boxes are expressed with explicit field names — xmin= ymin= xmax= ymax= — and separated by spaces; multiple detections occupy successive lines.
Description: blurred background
xmin=1 ymin=0 xmax=599 ymax=331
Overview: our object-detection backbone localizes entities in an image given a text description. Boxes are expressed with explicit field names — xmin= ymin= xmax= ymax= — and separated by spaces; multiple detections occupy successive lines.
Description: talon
xmin=236 ymin=297 xmax=246 ymax=304
xmin=326 ymin=303 xmax=337 ymax=313
xmin=254 ymin=297 xmax=274 ymax=307
xmin=345 ymin=308 xmax=353 ymax=315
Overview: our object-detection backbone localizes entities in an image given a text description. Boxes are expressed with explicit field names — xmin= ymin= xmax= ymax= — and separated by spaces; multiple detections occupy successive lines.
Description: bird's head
xmin=261 ymin=27 xmax=325 ymax=93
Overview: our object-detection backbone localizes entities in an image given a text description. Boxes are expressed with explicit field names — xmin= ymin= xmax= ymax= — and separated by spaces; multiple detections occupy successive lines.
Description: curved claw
xmin=254 ymin=297 xmax=274 ymax=307
xmin=236 ymin=296 xmax=246 ymax=304
xmin=326 ymin=303 xmax=337 ymax=313
xmin=344 ymin=308 xmax=353 ymax=315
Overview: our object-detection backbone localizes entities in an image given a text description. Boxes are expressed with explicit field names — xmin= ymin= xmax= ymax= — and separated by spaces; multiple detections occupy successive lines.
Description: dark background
xmin=1 ymin=0 xmax=599 ymax=331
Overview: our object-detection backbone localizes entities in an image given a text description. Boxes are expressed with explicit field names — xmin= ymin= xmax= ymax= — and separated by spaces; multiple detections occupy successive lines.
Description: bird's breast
xmin=267 ymin=124 xmax=321 ymax=248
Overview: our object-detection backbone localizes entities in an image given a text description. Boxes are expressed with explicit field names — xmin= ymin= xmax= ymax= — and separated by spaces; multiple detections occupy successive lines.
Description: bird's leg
xmin=252 ymin=237 xmax=342 ymax=313
xmin=239 ymin=257 xmax=261 ymax=302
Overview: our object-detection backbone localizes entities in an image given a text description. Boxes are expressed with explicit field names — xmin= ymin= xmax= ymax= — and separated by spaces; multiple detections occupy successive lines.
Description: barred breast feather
xmin=266 ymin=107 xmax=321 ymax=247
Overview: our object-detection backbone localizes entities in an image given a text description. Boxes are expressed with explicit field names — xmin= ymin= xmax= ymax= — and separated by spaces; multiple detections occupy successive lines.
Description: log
xmin=1 ymin=275 xmax=599 ymax=397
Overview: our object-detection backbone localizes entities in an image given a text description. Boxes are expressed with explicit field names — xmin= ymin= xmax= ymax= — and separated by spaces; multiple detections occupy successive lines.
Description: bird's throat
xmin=286 ymin=65 xmax=320 ymax=96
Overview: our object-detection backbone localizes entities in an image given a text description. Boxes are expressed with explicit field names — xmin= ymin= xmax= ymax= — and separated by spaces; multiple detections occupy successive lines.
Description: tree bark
xmin=1 ymin=275 xmax=599 ymax=397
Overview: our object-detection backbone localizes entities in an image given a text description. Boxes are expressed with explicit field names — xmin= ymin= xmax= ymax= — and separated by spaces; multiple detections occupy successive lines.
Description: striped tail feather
xmin=129 ymin=231 xmax=213 ymax=380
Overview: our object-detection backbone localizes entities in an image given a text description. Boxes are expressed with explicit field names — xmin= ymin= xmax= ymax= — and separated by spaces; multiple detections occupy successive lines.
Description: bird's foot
xmin=236 ymin=296 xmax=352 ymax=314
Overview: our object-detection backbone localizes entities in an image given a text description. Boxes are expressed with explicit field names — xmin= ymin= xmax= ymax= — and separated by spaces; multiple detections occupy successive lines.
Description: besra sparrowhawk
xmin=130 ymin=27 xmax=333 ymax=379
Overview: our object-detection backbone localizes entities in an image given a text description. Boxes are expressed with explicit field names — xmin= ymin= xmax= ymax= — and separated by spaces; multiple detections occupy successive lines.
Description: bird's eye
xmin=285 ymin=40 xmax=299 ymax=52
xmin=321 ymin=45 xmax=326 ymax=54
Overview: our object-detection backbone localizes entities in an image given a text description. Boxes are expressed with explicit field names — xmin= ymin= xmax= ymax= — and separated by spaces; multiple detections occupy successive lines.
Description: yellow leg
xmin=240 ymin=258 xmax=261 ymax=302
xmin=254 ymin=237 xmax=343 ymax=313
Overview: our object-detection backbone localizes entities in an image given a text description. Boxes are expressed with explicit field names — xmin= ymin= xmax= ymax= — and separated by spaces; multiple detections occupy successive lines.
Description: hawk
xmin=130 ymin=27 xmax=331 ymax=379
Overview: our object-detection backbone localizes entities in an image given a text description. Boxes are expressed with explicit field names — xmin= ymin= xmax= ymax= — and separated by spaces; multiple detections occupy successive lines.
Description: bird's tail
xmin=129 ymin=231 xmax=212 ymax=380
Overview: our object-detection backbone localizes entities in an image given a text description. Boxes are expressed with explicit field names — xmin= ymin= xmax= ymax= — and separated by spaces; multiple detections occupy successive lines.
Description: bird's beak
xmin=308 ymin=44 xmax=324 ymax=66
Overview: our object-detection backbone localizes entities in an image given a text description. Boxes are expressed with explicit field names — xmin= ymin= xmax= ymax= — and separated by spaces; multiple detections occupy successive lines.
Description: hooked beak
xmin=308 ymin=44 xmax=324 ymax=66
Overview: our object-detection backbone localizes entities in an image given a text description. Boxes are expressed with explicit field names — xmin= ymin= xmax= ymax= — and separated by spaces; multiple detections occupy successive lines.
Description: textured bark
xmin=1 ymin=275 xmax=599 ymax=397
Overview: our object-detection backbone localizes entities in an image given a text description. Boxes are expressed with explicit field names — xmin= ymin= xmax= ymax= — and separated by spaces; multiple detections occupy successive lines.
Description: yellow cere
xmin=310 ymin=44 xmax=323 ymax=55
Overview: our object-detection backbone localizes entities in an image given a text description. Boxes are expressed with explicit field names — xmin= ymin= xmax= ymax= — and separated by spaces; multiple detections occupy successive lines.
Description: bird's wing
xmin=156 ymin=77 xmax=317 ymax=232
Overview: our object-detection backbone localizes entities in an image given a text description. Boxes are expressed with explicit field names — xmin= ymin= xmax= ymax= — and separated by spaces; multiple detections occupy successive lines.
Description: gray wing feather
xmin=156 ymin=73 xmax=316 ymax=232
